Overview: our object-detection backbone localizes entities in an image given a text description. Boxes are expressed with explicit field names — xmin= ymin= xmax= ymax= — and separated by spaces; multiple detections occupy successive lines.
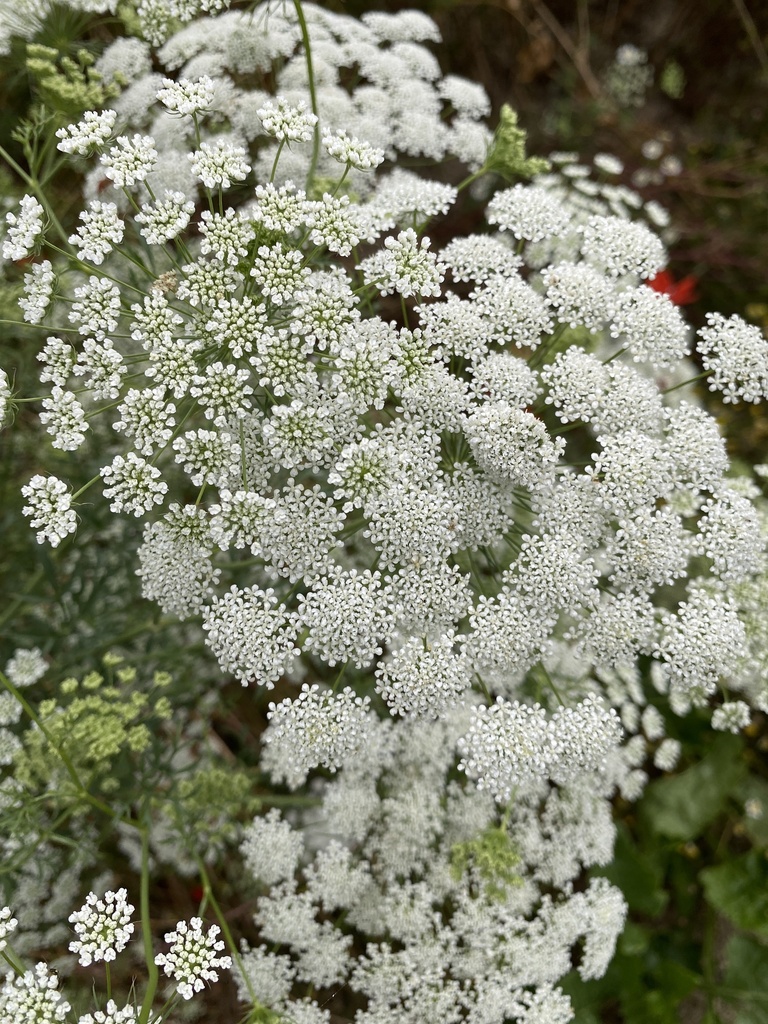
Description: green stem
xmin=138 ymin=807 xmax=159 ymax=1024
xmin=196 ymin=859 xmax=256 ymax=1001
xmin=662 ymin=370 xmax=710 ymax=394
xmin=292 ymin=0 xmax=320 ymax=188
xmin=269 ymin=139 xmax=285 ymax=184
xmin=1 ymin=946 xmax=25 ymax=978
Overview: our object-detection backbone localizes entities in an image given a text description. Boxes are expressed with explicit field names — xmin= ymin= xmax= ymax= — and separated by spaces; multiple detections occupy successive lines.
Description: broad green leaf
xmin=723 ymin=933 xmax=768 ymax=1024
xmin=701 ymin=852 xmax=768 ymax=938
xmin=641 ymin=733 xmax=746 ymax=840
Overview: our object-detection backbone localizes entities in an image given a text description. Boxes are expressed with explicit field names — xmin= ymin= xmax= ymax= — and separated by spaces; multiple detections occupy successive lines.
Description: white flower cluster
xmin=154 ymin=917 xmax=232 ymax=1000
xmin=234 ymin=709 xmax=630 ymax=1024
xmin=458 ymin=694 xmax=623 ymax=801
xmin=68 ymin=888 xmax=135 ymax=966
xmin=3 ymin=6 xmax=768 ymax=1021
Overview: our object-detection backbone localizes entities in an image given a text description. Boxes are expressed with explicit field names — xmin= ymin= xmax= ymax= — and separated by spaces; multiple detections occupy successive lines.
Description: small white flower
xmin=39 ymin=386 xmax=89 ymax=450
xmin=19 ymin=260 xmax=55 ymax=324
xmin=0 ymin=962 xmax=70 ymax=1021
xmin=712 ymin=700 xmax=751 ymax=734
xmin=154 ymin=917 xmax=232 ymax=1000
xmin=358 ymin=228 xmax=445 ymax=298
xmin=21 ymin=475 xmax=77 ymax=547
xmin=3 ymin=194 xmax=45 ymax=261
xmin=487 ymin=183 xmax=570 ymax=242
xmin=4 ymin=647 xmax=47 ymax=687
xmin=322 ymin=128 xmax=384 ymax=170
xmin=56 ymin=109 xmax=117 ymax=155
xmin=264 ymin=683 xmax=374 ymax=780
xmin=156 ymin=75 xmax=215 ymax=116
xmin=190 ymin=139 xmax=250 ymax=190
xmin=77 ymin=998 xmax=136 ymax=1024
xmin=697 ymin=312 xmax=768 ymax=404
xmin=257 ymin=97 xmax=318 ymax=143
xmin=202 ymin=585 xmax=300 ymax=687
xmin=101 ymin=134 xmax=158 ymax=188
xmin=135 ymin=190 xmax=195 ymax=245
xmin=69 ymin=889 xmax=135 ymax=967
xmin=69 ymin=200 xmax=124 ymax=264
xmin=100 ymin=452 xmax=168 ymax=517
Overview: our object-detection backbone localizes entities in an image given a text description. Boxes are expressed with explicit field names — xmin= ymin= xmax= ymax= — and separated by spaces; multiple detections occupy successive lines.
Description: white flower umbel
xmin=610 ymin=286 xmax=690 ymax=368
xmin=69 ymin=201 xmax=125 ymax=265
xmin=487 ymin=183 xmax=570 ymax=242
xmin=458 ymin=698 xmax=553 ymax=800
xmin=19 ymin=260 xmax=55 ymax=324
xmin=69 ymin=276 xmax=121 ymax=338
xmin=39 ymin=386 xmax=88 ymax=451
xmin=137 ymin=504 xmax=221 ymax=618
xmin=359 ymin=229 xmax=445 ymax=298
xmin=199 ymin=208 xmax=255 ymax=265
xmin=253 ymin=181 xmax=309 ymax=234
xmin=580 ymin=214 xmax=666 ymax=279
xmin=712 ymin=700 xmax=751 ymax=733
xmin=543 ymin=261 xmax=617 ymax=332
xmin=99 ymin=452 xmax=168 ymax=517
xmin=113 ymin=387 xmax=176 ymax=456
xmin=56 ymin=109 xmax=117 ymax=155
xmin=154 ymin=917 xmax=232 ymax=1000
xmin=465 ymin=402 xmax=564 ymax=490
xmin=549 ymin=694 xmax=623 ymax=784
xmin=241 ymin=809 xmax=304 ymax=887
xmin=3 ymin=647 xmax=46 ymax=688
xmin=21 ymin=474 xmax=77 ymax=547
xmin=2 ymin=194 xmax=45 ymax=261
xmin=135 ymin=190 xmax=195 ymax=244
xmin=696 ymin=489 xmax=763 ymax=584
xmin=38 ymin=336 xmax=75 ymax=388
xmin=69 ymin=888 xmax=135 ymax=966
xmin=0 ymin=962 xmax=71 ymax=1022
xmin=375 ymin=632 xmax=469 ymax=717
xmin=157 ymin=74 xmax=215 ymax=116
xmin=190 ymin=139 xmax=250 ymax=189
xmin=250 ymin=242 xmax=310 ymax=304
xmin=656 ymin=587 xmax=747 ymax=701
xmin=101 ymin=134 xmax=158 ymax=188
xmin=697 ymin=312 xmax=768 ymax=403
xmin=263 ymin=683 xmax=374 ymax=782
xmin=471 ymin=273 xmax=554 ymax=349
xmin=322 ymin=128 xmax=384 ymax=170
xmin=304 ymin=193 xmax=360 ymax=257
xmin=257 ymin=96 xmax=318 ymax=142
xmin=299 ymin=568 xmax=395 ymax=669
xmin=202 ymin=585 xmax=300 ymax=686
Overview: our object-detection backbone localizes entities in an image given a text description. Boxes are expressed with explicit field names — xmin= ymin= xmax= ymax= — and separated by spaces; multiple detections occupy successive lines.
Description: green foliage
xmin=640 ymin=732 xmax=746 ymax=840
xmin=483 ymin=104 xmax=550 ymax=181
xmin=701 ymin=852 xmax=768 ymax=939
xmin=25 ymin=41 xmax=121 ymax=115
xmin=450 ymin=823 xmax=522 ymax=900
xmin=12 ymin=666 xmax=172 ymax=796
xmin=175 ymin=763 xmax=262 ymax=849
xmin=722 ymin=934 xmax=768 ymax=1024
